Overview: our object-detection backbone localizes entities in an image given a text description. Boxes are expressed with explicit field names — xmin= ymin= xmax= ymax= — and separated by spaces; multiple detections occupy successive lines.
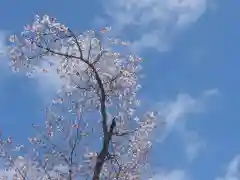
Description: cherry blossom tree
xmin=1 ymin=15 xmax=159 ymax=180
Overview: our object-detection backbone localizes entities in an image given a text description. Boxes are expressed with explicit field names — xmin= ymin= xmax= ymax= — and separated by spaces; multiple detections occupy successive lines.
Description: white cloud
xmin=101 ymin=0 xmax=211 ymax=52
xmin=32 ymin=56 xmax=65 ymax=102
xmin=181 ymin=130 xmax=206 ymax=161
xmin=216 ymin=155 xmax=240 ymax=180
xmin=158 ymin=88 xmax=218 ymax=137
xmin=152 ymin=170 xmax=188 ymax=180
xmin=0 ymin=31 xmax=7 ymax=57
xmin=156 ymin=89 xmax=218 ymax=160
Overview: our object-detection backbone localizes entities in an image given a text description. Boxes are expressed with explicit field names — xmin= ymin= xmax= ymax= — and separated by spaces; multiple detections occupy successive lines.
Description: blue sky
xmin=0 ymin=0 xmax=240 ymax=180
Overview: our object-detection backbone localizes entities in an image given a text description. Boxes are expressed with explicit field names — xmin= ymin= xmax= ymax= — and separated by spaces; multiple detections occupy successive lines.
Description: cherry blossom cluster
xmin=0 ymin=15 xmax=159 ymax=180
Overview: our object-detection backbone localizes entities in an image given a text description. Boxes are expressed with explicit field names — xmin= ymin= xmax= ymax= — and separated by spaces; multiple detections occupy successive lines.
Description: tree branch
xmin=34 ymin=29 xmax=116 ymax=180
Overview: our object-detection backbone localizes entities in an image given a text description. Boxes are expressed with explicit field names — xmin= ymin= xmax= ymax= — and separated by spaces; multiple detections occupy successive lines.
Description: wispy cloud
xmin=0 ymin=31 xmax=7 ymax=57
xmin=216 ymin=155 xmax=240 ymax=180
xmin=100 ymin=0 xmax=211 ymax=52
xmin=153 ymin=169 xmax=188 ymax=180
xmin=156 ymin=89 xmax=219 ymax=160
xmin=181 ymin=130 xmax=206 ymax=161
xmin=32 ymin=56 xmax=65 ymax=102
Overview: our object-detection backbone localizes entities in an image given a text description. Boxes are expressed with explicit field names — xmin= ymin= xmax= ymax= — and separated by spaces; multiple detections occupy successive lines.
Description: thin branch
xmin=68 ymin=111 xmax=83 ymax=180
xmin=32 ymin=125 xmax=70 ymax=165
xmin=67 ymin=29 xmax=83 ymax=60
